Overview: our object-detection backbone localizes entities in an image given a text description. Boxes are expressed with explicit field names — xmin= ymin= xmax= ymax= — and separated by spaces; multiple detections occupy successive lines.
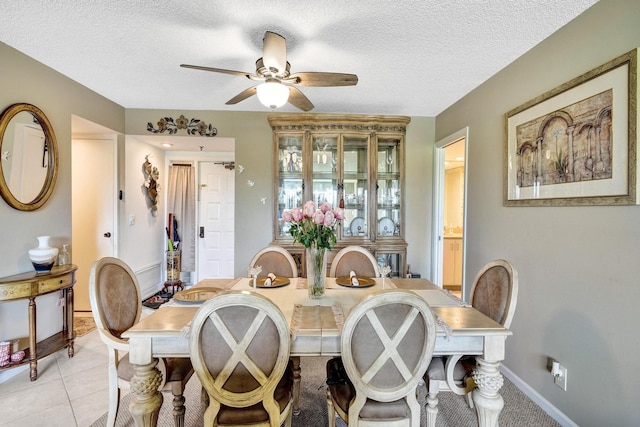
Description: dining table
xmin=122 ymin=276 xmax=511 ymax=427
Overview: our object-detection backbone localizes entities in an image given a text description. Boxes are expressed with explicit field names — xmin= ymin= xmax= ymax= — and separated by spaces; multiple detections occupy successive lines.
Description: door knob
xmin=104 ymin=232 xmax=111 ymax=238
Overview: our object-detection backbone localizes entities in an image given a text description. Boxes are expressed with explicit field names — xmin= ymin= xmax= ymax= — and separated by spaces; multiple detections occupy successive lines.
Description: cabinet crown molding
xmin=268 ymin=113 xmax=411 ymax=133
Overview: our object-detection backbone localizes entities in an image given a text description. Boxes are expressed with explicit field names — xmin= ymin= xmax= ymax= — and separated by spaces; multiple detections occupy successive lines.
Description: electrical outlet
xmin=554 ymin=364 xmax=567 ymax=391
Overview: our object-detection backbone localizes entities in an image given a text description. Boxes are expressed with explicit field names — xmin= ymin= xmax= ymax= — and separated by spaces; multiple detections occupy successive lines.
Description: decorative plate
xmin=173 ymin=287 xmax=224 ymax=304
xmin=255 ymin=276 xmax=290 ymax=288
xmin=350 ymin=217 xmax=366 ymax=236
xmin=378 ymin=217 xmax=396 ymax=236
xmin=335 ymin=276 xmax=376 ymax=288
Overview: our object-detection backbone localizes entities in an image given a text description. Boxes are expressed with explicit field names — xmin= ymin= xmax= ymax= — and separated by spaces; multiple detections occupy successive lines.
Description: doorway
xmin=164 ymin=147 xmax=235 ymax=284
xmin=72 ymin=137 xmax=117 ymax=311
xmin=432 ymin=128 xmax=468 ymax=297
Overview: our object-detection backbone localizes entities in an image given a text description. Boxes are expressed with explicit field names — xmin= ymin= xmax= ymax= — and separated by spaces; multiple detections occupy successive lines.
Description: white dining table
xmin=122 ymin=277 xmax=511 ymax=427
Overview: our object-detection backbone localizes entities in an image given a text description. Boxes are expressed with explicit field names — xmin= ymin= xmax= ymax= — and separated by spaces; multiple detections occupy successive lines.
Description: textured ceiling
xmin=1 ymin=1 xmax=598 ymax=118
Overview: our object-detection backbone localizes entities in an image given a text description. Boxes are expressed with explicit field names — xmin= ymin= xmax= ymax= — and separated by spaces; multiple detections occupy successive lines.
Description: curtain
xmin=167 ymin=165 xmax=196 ymax=272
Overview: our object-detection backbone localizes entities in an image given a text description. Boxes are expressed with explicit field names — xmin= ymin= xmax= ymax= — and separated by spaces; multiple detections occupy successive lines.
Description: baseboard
xmin=133 ymin=261 xmax=163 ymax=299
xmin=141 ymin=283 xmax=164 ymax=300
xmin=500 ymin=365 xmax=578 ymax=427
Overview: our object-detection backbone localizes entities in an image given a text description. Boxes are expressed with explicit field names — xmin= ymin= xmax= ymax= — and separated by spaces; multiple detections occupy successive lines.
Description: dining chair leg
xmin=291 ymin=356 xmax=301 ymax=415
xmin=465 ymin=376 xmax=476 ymax=409
xmin=326 ymin=389 xmax=337 ymax=427
xmin=106 ymin=386 xmax=119 ymax=427
xmin=201 ymin=385 xmax=209 ymax=410
xmin=171 ymin=390 xmax=186 ymax=427
xmin=425 ymin=380 xmax=439 ymax=427
xmin=106 ymin=362 xmax=119 ymax=427
xmin=284 ymin=408 xmax=293 ymax=427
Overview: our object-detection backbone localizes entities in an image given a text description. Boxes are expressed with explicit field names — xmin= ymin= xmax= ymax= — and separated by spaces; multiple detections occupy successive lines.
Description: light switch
xmin=129 ymin=214 xmax=136 ymax=225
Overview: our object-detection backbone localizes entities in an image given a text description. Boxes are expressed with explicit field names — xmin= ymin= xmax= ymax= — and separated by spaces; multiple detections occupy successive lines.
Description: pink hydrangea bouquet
xmin=281 ymin=201 xmax=344 ymax=249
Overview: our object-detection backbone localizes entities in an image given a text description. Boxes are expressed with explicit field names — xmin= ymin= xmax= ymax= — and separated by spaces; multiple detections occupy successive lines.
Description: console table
xmin=0 ymin=264 xmax=77 ymax=381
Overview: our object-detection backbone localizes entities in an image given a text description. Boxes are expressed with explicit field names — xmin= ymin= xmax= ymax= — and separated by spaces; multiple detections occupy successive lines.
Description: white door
xmin=197 ymin=162 xmax=234 ymax=280
xmin=72 ymin=138 xmax=116 ymax=311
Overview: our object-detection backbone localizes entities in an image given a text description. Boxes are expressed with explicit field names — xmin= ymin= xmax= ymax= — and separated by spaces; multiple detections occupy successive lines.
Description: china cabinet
xmin=268 ymin=114 xmax=410 ymax=277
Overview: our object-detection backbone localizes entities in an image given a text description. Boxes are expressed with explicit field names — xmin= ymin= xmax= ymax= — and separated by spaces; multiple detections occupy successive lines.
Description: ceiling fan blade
xmin=288 ymin=86 xmax=314 ymax=111
xmin=180 ymin=64 xmax=254 ymax=79
xmin=262 ymin=31 xmax=287 ymax=76
xmin=288 ymin=72 xmax=358 ymax=87
xmin=225 ymin=86 xmax=258 ymax=105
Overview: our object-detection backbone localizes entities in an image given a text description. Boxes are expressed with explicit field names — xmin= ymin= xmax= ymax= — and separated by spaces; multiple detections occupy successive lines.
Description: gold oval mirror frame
xmin=0 ymin=103 xmax=58 ymax=211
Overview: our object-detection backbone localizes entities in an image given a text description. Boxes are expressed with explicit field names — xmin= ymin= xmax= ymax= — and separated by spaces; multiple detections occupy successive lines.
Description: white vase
xmin=28 ymin=236 xmax=58 ymax=273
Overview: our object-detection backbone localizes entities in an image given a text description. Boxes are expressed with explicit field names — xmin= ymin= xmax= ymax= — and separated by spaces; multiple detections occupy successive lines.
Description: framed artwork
xmin=504 ymin=48 xmax=637 ymax=206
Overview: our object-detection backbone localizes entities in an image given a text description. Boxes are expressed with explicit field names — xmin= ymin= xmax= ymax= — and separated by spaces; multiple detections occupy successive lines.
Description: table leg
xmin=129 ymin=359 xmax=164 ymax=427
xmin=65 ymin=287 xmax=75 ymax=357
xmin=28 ymin=297 xmax=37 ymax=381
xmin=291 ymin=356 xmax=301 ymax=415
xmin=471 ymin=358 xmax=504 ymax=427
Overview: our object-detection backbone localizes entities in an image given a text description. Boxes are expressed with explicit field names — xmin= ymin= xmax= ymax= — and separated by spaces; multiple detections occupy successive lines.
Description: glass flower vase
xmin=306 ymin=246 xmax=327 ymax=299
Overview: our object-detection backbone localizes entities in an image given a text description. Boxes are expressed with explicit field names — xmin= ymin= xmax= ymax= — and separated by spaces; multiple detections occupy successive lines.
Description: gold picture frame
xmin=504 ymin=48 xmax=637 ymax=206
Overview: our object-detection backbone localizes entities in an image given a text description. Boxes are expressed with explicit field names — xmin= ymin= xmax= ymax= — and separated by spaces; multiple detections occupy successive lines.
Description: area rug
xmin=142 ymin=290 xmax=173 ymax=309
xmin=89 ymin=356 xmax=560 ymax=427
xmin=73 ymin=315 xmax=96 ymax=337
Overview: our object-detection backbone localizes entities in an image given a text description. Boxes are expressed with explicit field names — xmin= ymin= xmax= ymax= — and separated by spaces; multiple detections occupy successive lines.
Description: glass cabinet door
xmin=376 ymin=138 xmax=402 ymax=238
xmin=342 ymin=135 xmax=369 ymax=239
xmin=376 ymin=252 xmax=404 ymax=278
xmin=276 ymin=136 xmax=303 ymax=239
xmin=311 ymin=135 xmax=338 ymax=208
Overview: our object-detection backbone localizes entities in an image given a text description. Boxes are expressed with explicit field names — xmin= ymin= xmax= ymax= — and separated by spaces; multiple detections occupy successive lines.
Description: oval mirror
xmin=0 ymin=103 xmax=58 ymax=211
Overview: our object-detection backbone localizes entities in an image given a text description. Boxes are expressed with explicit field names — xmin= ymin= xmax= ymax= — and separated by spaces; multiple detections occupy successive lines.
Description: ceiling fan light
xmin=257 ymin=81 xmax=289 ymax=109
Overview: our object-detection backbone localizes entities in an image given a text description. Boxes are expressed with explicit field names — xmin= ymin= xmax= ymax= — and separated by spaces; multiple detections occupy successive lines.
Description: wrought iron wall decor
xmin=147 ymin=114 xmax=217 ymax=136
xmin=143 ymin=154 xmax=159 ymax=216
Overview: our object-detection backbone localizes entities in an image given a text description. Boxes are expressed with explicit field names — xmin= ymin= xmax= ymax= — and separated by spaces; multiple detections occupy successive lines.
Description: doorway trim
xmin=431 ymin=127 xmax=468 ymax=294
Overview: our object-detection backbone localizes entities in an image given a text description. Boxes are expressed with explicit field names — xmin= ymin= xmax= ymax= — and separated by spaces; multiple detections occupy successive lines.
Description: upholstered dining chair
xmin=89 ymin=257 xmax=194 ymax=427
xmin=189 ymin=290 xmax=294 ymax=427
xmin=329 ymin=245 xmax=379 ymax=278
xmin=249 ymin=245 xmax=298 ymax=277
xmin=326 ymin=289 xmax=437 ymax=427
xmin=424 ymin=259 xmax=518 ymax=425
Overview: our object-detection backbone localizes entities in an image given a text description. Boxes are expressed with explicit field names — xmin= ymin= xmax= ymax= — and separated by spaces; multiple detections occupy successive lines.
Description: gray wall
xmin=9 ymin=3 xmax=625 ymax=421
xmin=0 ymin=42 xmax=124 ymax=382
xmin=125 ymin=110 xmax=435 ymax=279
xmin=436 ymin=0 xmax=639 ymax=424
xmin=125 ymin=109 xmax=275 ymax=279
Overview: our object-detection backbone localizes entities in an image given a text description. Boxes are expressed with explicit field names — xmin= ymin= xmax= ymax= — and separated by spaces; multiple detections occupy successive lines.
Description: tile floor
xmin=0 ymin=313 xmax=131 ymax=427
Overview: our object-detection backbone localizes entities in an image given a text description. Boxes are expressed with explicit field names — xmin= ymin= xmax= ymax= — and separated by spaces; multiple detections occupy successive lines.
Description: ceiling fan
xmin=180 ymin=31 xmax=358 ymax=111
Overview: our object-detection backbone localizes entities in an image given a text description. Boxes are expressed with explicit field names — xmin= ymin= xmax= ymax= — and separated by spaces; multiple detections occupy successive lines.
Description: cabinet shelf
xmin=343 ymin=172 xmax=368 ymax=180
xmin=343 ymin=203 xmax=367 ymax=210
xmin=377 ymin=172 xmax=401 ymax=180
xmin=278 ymin=172 xmax=303 ymax=179
xmin=312 ymin=172 xmax=336 ymax=178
